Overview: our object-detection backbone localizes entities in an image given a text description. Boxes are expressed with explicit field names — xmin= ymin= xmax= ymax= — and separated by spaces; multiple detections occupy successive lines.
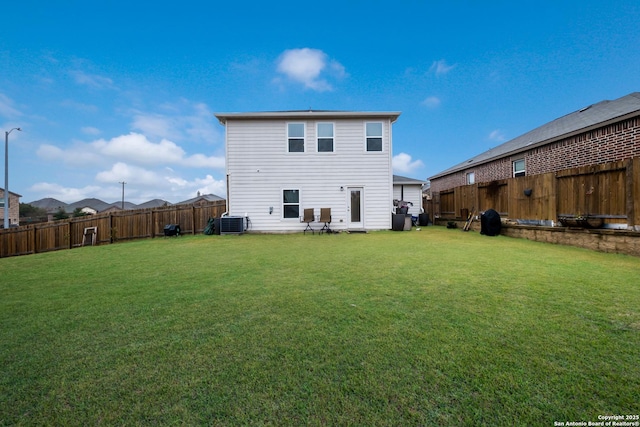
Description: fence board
xmin=434 ymin=158 xmax=639 ymax=228
xmin=478 ymin=180 xmax=508 ymax=215
xmin=1 ymin=200 xmax=227 ymax=258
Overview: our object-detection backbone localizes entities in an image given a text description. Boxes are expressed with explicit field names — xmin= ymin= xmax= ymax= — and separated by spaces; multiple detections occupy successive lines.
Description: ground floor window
xmin=282 ymin=189 xmax=300 ymax=219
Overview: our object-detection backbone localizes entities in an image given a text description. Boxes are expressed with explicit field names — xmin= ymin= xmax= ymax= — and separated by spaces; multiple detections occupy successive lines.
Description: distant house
xmin=0 ymin=189 xmax=21 ymax=227
xmin=136 ymin=199 xmax=172 ymax=209
xmin=429 ymin=92 xmax=640 ymax=193
xmin=27 ymin=197 xmax=67 ymax=214
xmin=66 ymin=198 xmax=115 ymax=214
xmin=215 ymin=110 xmax=401 ymax=232
xmin=176 ymin=194 xmax=224 ymax=207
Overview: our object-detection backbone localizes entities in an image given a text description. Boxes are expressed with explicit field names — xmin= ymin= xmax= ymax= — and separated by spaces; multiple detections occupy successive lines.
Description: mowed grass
xmin=1 ymin=228 xmax=639 ymax=426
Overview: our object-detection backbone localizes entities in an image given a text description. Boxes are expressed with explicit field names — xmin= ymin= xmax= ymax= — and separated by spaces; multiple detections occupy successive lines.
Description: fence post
xmin=626 ymin=158 xmax=635 ymax=229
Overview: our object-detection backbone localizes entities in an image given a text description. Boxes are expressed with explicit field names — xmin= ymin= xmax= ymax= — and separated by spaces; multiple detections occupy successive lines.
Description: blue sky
xmin=2 ymin=1 xmax=639 ymax=204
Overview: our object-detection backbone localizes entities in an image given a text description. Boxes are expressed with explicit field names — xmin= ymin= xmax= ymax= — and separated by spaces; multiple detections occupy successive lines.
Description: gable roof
xmin=27 ymin=197 xmax=67 ymax=212
xmin=67 ymin=198 xmax=114 ymax=213
xmin=136 ymin=199 xmax=172 ymax=209
xmin=176 ymin=194 xmax=225 ymax=205
xmin=215 ymin=110 xmax=401 ymax=124
xmin=430 ymin=92 xmax=640 ymax=179
xmin=393 ymin=175 xmax=426 ymax=185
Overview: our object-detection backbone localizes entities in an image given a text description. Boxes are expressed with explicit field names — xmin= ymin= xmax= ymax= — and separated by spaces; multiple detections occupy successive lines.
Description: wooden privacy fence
xmin=0 ymin=200 xmax=227 ymax=258
xmin=431 ymin=158 xmax=640 ymax=228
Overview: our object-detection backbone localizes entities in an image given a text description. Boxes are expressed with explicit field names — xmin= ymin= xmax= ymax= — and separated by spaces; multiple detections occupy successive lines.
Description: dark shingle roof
xmin=136 ymin=199 xmax=172 ymax=209
xmin=393 ymin=175 xmax=426 ymax=185
xmin=27 ymin=198 xmax=68 ymax=212
xmin=430 ymin=92 xmax=640 ymax=179
xmin=67 ymin=198 xmax=114 ymax=213
xmin=176 ymin=194 xmax=225 ymax=205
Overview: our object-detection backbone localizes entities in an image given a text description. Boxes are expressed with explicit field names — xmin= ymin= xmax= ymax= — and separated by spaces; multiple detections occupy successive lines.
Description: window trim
xmin=316 ymin=122 xmax=334 ymax=153
xmin=513 ymin=159 xmax=526 ymax=177
xmin=287 ymin=122 xmax=305 ymax=153
xmin=365 ymin=122 xmax=383 ymax=152
xmin=282 ymin=188 xmax=300 ymax=220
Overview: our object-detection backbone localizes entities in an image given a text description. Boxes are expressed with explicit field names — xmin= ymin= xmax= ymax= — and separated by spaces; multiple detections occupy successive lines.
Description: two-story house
xmin=0 ymin=189 xmax=21 ymax=228
xmin=215 ymin=110 xmax=401 ymax=232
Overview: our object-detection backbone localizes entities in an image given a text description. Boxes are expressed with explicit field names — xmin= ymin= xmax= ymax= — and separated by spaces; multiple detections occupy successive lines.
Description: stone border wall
xmin=434 ymin=218 xmax=640 ymax=257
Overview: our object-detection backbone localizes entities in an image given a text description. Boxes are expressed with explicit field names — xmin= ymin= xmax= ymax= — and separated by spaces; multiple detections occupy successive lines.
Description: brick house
xmin=429 ymin=92 xmax=640 ymax=193
xmin=0 ymin=189 xmax=21 ymax=227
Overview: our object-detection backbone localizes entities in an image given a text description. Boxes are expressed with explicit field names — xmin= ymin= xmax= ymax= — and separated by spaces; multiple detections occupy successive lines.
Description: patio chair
xmin=302 ymin=208 xmax=315 ymax=235
xmin=319 ymin=208 xmax=332 ymax=234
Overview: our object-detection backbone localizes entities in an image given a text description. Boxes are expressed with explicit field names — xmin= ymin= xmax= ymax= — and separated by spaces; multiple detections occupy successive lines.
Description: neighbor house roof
xmin=0 ymin=190 xmax=22 ymax=197
xmin=176 ymin=194 xmax=225 ymax=205
xmin=430 ymin=92 xmax=640 ymax=180
xmin=136 ymin=199 xmax=172 ymax=209
xmin=67 ymin=198 xmax=114 ymax=213
xmin=28 ymin=197 xmax=67 ymax=212
xmin=215 ymin=110 xmax=401 ymax=124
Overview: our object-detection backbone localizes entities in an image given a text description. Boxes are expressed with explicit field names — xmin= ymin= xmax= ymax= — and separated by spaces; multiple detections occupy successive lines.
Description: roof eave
xmin=215 ymin=110 xmax=401 ymax=125
xmin=430 ymin=110 xmax=640 ymax=180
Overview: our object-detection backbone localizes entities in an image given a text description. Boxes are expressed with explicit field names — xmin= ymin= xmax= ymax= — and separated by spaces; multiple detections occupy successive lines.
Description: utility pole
xmin=119 ymin=181 xmax=126 ymax=210
xmin=4 ymin=127 xmax=21 ymax=229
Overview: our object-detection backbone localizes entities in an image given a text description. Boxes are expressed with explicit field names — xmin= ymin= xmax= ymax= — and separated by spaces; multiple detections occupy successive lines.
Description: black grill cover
xmin=164 ymin=224 xmax=180 ymax=236
xmin=480 ymin=209 xmax=501 ymax=236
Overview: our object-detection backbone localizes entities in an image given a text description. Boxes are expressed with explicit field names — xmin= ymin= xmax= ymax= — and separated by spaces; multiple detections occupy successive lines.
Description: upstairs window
xmin=466 ymin=172 xmax=475 ymax=185
xmin=317 ymin=123 xmax=334 ymax=152
xmin=366 ymin=122 xmax=383 ymax=152
xmin=282 ymin=189 xmax=300 ymax=219
xmin=287 ymin=123 xmax=305 ymax=152
xmin=513 ymin=159 xmax=525 ymax=177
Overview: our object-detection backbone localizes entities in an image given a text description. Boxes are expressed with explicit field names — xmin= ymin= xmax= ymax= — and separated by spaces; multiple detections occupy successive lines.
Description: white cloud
xmin=96 ymin=162 xmax=162 ymax=186
xmin=131 ymin=113 xmax=181 ymax=141
xmin=93 ymin=133 xmax=186 ymax=164
xmin=0 ymin=93 xmax=23 ymax=119
xmin=131 ymin=101 xmax=220 ymax=144
xmin=429 ymin=59 xmax=456 ymax=76
xmin=192 ymin=174 xmax=226 ymax=197
xmin=60 ymin=99 xmax=99 ymax=113
xmin=183 ymin=153 xmax=226 ymax=169
xmin=29 ymin=182 xmax=102 ymax=203
xmin=81 ymin=126 xmax=101 ymax=135
xmin=70 ymin=70 xmax=115 ymax=89
xmin=421 ymin=96 xmax=441 ymax=108
xmin=37 ymin=132 xmax=225 ymax=171
xmin=488 ymin=129 xmax=506 ymax=142
xmin=276 ymin=48 xmax=346 ymax=91
xmin=36 ymin=142 xmax=105 ymax=166
xmin=393 ymin=153 xmax=425 ymax=175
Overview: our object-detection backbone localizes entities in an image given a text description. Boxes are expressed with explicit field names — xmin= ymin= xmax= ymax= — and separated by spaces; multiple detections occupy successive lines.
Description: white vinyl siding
xmin=225 ymin=117 xmax=395 ymax=232
xmin=393 ymin=185 xmax=423 ymax=216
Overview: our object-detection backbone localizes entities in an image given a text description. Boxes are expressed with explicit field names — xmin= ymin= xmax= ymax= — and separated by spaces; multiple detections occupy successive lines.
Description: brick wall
xmin=431 ymin=115 xmax=640 ymax=193
xmin=0 ymin=190 xmax=20 ymax=227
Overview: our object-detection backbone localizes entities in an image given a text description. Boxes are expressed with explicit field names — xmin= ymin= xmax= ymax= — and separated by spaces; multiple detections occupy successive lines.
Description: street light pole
xmin=119 ymin=181 xmax=126 ymax=210
xmin=4 ymin=127 xmax=21 ymax=229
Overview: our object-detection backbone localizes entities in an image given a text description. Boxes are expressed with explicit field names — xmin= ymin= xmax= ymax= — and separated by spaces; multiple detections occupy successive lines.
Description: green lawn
xmin=1 ymin=228 xmax=639 ymax=426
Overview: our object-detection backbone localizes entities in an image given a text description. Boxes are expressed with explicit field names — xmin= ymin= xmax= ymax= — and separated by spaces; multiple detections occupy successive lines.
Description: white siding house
xmin=215 ymin=111 xmax=401 ymax=233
